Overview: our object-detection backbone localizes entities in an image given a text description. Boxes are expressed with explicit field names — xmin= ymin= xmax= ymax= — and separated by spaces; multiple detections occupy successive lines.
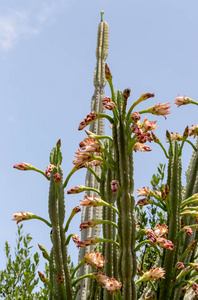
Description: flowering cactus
xmin=12 ymin=12 xmax=198 ymax=300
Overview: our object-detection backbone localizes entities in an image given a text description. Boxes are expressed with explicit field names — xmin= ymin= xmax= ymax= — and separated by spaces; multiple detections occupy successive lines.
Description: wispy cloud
xmin=0 ymin=1 xmax=67 ymax=51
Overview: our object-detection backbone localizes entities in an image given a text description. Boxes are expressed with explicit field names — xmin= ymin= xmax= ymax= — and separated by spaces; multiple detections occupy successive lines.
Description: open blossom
xmin=189 ymin=125 xmax=198 ymax=138
xmin=79 ymin=138 xmax=102 ymax=153
xmin=93 ymin=272 xmax=122 ymax=296
xmin=154 ymin=224 xmax=168 ymax=238
xmin=133 ymin=142 xmax=151 ymax=152
xmin=103 ymin=278 xmax=122 ymax=295
xmin=167 ymin=132 xmax=183 ymax=142
xmin=88 ymin=153 xmax=103 ymax=167
xmin=155 ymin=237 xmax=174 ymax=250
xmin=136 ymin=268 xmax=165 ymax=283
xmin=136 ymin=197 xmax=151 ymax=206
xmin=67 ymin=185 xmax=85 ymax=194
xmin=174 ymin=94 xmax=191 ymax=107
xmin=13 ymin=162 xmax=33 ymax=171
xmin=78 ymin=111 xmax=98 ymax=130
xmin=45 ymin=164 xmax=54 ymax=178
xmin=12 ymin=211 xmax=34 ymax=224
xmin=73 ymin=150 xmax=94 ymax=165
xmin=84 ymin=251 xmax=108 ymax=269
xmin=137 ymin=186 xmax=154 ymax=197
xmin=147 ymin=102 xmax=171 ymax=119
xmin=141 ymin=116 xmax=159 ymax=132
xmin=80 ymin=195 xmax=103 ymax=207
xmin=80 ymin=219 xmax=99 ymax=231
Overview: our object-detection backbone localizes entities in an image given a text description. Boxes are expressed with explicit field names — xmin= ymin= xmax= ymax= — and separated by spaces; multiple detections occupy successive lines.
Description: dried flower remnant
xmin=130 ymin=111 xmax=141 ymax=122
xmin=174 ymin=94 xmax=191 ymax=107
xmin=38 ymin=271 xmax=48 ymax=283
xmin=189 ymin=281 xmax=198 ymax=296
xmin=12 ymin=211 xmax=34 ymax=224
xmin=78 ymin=111 xmax=98 ymax=131
xmin=84 ymin=251 xmax=108 ymax=269
xmin=80 ymin=219 xmax=99 ymax=231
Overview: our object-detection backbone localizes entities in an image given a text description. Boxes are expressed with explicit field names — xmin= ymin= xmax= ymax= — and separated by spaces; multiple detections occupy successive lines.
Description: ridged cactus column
xmin=77 ymin=11 xmax=109 ymax=300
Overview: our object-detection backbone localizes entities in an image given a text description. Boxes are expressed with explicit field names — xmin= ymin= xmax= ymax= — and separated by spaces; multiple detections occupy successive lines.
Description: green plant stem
xmin=71 ymin=260 xmax=85 ymax=279
xmin=97 ymin=113 xmax=114 ymax=124
xmin=93 ymin=155 xmax=116 ymax=172
xmin=86 ymin=165 xmax=102 ymax=182
xmin=65 ymin=234 xmax=74 ymax=246
xmin=32 ymin=167 xmax=50 ymax=180
xmin=34 ymin=215 xmax=52 ymax=227
xmin=97 ymin=237 xmax=120 ymax=247
xmin=101 ymin=200 xmax=119 ymax=215
xmin=63 ymin=167 xmax=78 ymax=189
xmin=72 ymin=273 xmax=93 ymax=287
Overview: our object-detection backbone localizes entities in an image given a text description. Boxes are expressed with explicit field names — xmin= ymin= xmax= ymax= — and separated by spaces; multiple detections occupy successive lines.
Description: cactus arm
xmin=159 ymin=141 xmax=182 ymax=300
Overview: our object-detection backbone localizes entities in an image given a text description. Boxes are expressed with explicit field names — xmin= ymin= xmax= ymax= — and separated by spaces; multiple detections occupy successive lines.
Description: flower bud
xmin=53 ymin=173 xmax=61 ymax=183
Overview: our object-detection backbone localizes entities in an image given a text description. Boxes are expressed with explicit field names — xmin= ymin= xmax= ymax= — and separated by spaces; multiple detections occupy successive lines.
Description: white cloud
xmin=0 ymin=1 xmax=67 ymax=51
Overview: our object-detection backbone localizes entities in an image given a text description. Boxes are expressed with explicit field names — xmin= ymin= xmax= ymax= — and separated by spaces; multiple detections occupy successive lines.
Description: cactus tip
xmin=101 ymin=10 xmax=104 ymax=22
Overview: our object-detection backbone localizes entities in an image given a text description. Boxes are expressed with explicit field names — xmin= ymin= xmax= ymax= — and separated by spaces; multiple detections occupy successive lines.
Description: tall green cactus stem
xmin=49 ymin=146 xmax=73 ymax=300
xmin=112 ymin=90 xmax=137 ymax=300
xmin=159 ymin=141 xmax=182 ymax=300
xmin=77 ymin=12 xmax=109 ymax=300
xmin=100 ymin=139 xmax=118 ymax=300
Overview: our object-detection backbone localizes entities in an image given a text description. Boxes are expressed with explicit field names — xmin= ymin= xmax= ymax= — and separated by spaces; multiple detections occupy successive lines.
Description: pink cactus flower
xmin=136 ymin=267 xmax=165 ymax=283
xmin=148 ymin=102 xmax=171 ymax=119
xmin=133 ymin=142 xmax=151 ymax=152
xmin=88 ymin=153 xmax=103 ymax=167
xmin=73 ymin=150 xmax=94 ymax=165
xmin=92 ymin=271 xmax=109 ymax=284
xmin=72 ymin=234 xmax=80 ymax=244
xmin=130 ymin=111 xmax=141 ymax=122
xmin=45 ymin=164 xmax=54 ymax=178
xmin=74 ymin=237 xmax=98 ymax=248
xmin=136 ymin=198 xmax=151 ymax=206
xmin=53 ymin=173 xmax=61 ymax=183
xmin=167 ymin=132 xmax=183 ymax=142
xmin=80 ymin=219 xmax=99 ymax=231
xmin=78 ymin=111 xmax=98 ymax=130
xmin=110 ymin=180 xmax=119 ymax=194
xmin=141 ymin=116 xmax=159 ymax=132
xmin=189 ymin=281 xmax=198 ymax=296
xmin=176 ymin=262 xmax=184 ymax=270
xmin=103 ymin=277 xmax=122 ymax=295
xmin=12 ymin=211 xmax=34 ymax=224
xmin=13 ymin=162 xmax=33 ymax=171
xmin=67 ymin=185 xmax=85 ymax=194
xmin=154 ymin=224 xmax=168 ymax=238
xmin=146 ymin=229 xmax=157 ymax=244
xmin=189 ymin=125 xmax=198 ymax=138
xmin=183 ymin=226 xmax=193 ymax=236
xmin=174 ymin=94 xmax=191 ymax=107
xmin=79 ymin=138 xmax=102 ymax=153
xmin=137 ymin=186 xmax=154 ymax=197
xmin=80 ymin=195 xmax=103 ymax=207
xmin=84 ymin=251 xmax=108 ymax=269
xmin=102 ymin=97 xmax=116 ymax=110
xmin=155 ymin=237 xmax=174 ymax=250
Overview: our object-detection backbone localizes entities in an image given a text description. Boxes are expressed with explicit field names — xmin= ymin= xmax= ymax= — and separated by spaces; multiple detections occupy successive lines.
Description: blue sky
xmin=1 ymin=0 xmax=198 ymax=283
